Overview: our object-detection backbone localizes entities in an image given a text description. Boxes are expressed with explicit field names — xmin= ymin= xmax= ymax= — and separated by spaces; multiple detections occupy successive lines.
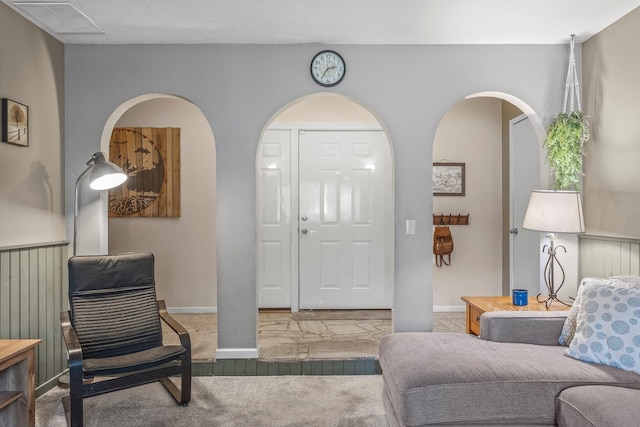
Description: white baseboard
xmin=167 ymin=306 xmax=217 ymax=314
xmin=216 ymin=348 xmax=259 ymax=359
xmin=433 ymin=305 xmax=465 ymax=313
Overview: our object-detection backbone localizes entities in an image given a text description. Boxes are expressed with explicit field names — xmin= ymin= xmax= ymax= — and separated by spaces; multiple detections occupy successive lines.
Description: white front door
xmin=298 ymin=130 xmax=392 ymax=309
xmin=509 ymin=115 xmax=542 ymax=295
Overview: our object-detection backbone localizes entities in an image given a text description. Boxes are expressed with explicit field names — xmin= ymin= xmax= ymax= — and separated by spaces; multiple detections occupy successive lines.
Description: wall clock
xmin=310 ymin=50 xmax=346 ymax=87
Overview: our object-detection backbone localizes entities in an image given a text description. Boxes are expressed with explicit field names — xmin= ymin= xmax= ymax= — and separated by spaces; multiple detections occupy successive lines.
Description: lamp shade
xmin=523 ymin=190 xmax=585 ymax=234
xmin=88 ymin=152 xmax=127 ymax=190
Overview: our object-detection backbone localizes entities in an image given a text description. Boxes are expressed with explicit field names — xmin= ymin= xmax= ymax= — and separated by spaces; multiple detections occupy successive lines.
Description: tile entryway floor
xmin=164 ymin=310 xmax=466 ymax=361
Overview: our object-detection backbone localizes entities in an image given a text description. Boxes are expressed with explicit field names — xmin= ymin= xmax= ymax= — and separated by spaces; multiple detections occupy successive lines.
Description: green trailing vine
xmin=544 ymin=111 xmax=589 ymax=190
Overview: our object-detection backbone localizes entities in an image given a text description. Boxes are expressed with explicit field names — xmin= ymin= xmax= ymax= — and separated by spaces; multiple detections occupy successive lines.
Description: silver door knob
xmin=300 ymin=229 xmax=308 ymax=235
xmin=301 ymin=215 xmax=308 ymax=221
xmin=509 ymin=228 xmax=518 ymax=235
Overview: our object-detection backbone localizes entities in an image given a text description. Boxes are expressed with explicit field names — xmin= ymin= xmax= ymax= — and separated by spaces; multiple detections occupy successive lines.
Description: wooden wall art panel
xmin=108 ymin=127 xmax=181 ymax=217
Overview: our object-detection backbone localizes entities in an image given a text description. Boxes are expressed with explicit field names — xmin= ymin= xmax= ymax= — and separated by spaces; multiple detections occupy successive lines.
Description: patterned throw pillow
xmin=565 ymin=283 xmax=640 ymax=375
xmin=558 ymin=277 xmax=640 ymax=346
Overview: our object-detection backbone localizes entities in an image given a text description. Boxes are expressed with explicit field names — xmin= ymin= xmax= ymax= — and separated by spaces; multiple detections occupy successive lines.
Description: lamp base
xmin=536 ymin=293 xmax=572 ymax=309
xmin=539 ymin=235 xmax=573 ymax=310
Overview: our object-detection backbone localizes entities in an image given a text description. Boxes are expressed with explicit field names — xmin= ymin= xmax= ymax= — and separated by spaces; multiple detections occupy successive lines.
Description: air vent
xmin=13 ymin=2 xmax=103 ymax=34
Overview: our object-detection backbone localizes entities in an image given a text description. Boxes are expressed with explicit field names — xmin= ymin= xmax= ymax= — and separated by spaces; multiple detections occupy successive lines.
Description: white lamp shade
xmin=523 ymin=190 xmax=585 ymax=234
xmin=88 ymin=155 xmax=127 ymax=190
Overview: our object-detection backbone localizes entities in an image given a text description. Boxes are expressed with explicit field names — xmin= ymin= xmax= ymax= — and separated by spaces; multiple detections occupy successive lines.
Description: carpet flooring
xmin=36 ymin=376 xmax=388 ymax=427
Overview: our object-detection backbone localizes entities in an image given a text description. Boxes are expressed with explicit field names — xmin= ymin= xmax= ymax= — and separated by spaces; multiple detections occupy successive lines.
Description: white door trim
xmin=509 ymin=115 xmax=538 ymax=294
xmin=508 ymin=114 xmax=550 ymax=295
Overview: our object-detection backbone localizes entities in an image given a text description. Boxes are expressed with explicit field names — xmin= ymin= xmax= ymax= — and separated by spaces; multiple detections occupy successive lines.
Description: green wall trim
xmin=0 ymin=242 xmax=69 ymax=388
xmin=194 ymin=358 xmax=382 ymax=377
xmin=0 ymin=241 xmax=69 ymax=251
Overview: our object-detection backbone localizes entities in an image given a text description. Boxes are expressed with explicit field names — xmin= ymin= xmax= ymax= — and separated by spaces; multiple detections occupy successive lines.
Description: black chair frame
xmin=61 ymin=300 xmax=191 ymax=427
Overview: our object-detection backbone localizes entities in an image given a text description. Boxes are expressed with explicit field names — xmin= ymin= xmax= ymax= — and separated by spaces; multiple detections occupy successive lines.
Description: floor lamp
xmin=61 ymin=152 xmax=127 ymax=387
xmin=73 ymin=152 xmax=127 ymax=256
xmin=522 ymin=190 xmax=585 ymax=308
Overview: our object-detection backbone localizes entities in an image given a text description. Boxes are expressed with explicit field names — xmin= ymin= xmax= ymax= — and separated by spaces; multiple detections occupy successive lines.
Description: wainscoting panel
xmin=579 ymin=235 xmax=640 ymax=279
xmin=0 ymin=241 xmax=69 ymax=387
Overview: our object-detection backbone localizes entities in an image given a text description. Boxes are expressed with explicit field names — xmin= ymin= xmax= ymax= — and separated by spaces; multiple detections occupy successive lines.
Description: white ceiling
xmin=4 ymin=0 xmax=640 ymax=45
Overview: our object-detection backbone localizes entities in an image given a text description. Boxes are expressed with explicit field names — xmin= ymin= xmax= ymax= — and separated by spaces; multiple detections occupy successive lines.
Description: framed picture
xmin=433 ymin=162 xmax=465 ymax=196
xmin=108 ymin=127 xmax=181 ymax=218
xmin=2 ymin=98 xmax=29 ymax=147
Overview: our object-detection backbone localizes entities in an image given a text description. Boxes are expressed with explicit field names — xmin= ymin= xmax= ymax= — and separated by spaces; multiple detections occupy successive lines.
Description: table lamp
xmin=522 ymin=190 xmax=585 ymax=308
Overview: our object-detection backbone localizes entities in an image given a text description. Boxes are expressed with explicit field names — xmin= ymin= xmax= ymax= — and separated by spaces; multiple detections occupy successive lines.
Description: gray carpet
xmin=36 ymin=376 xmax=388 ymax=427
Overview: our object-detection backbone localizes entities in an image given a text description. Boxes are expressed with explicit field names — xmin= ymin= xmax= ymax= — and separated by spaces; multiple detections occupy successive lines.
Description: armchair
xmin=61 ymin=252 xmax=191 ymax=427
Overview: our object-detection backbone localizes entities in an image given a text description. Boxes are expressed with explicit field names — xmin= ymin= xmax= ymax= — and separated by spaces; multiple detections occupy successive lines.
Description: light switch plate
xmin=406 ymin=220 xmax=416 ymax=235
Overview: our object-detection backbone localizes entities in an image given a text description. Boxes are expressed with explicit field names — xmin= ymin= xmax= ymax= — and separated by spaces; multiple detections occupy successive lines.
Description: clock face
xmin=310 ymin=50 xmax=346 ymax=87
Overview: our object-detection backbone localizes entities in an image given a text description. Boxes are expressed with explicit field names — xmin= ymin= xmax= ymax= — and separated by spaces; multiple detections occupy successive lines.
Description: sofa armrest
xmin=479 ymin=311 xmax=568 ymax=345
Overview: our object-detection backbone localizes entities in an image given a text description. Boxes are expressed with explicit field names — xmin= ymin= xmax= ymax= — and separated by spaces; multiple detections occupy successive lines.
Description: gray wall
xmin=583 ymin=7 xmax=640 ymax=239
xmin=65 ymin=43 xmax=570 ymax=355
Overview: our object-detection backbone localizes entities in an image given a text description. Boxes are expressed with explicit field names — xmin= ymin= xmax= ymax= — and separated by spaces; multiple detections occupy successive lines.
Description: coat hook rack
xmin=433 ymin=213 xmax=470 ymax=226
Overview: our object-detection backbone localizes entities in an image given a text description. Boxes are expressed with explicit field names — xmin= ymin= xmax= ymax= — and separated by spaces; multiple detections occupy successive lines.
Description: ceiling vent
xmin=13 ymin=2 xmax=103 ymax=34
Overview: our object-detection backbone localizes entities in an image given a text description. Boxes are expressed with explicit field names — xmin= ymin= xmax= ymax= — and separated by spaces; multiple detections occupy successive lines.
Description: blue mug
xmin=512 ymin=289 xmax=528 ymax=306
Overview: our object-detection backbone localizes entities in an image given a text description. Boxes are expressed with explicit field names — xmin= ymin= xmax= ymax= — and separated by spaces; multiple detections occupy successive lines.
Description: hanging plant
xmin=544 ymin=35 xmax=590 ymax=191
xmin=544 ymin=111 xmax=589 ymax=190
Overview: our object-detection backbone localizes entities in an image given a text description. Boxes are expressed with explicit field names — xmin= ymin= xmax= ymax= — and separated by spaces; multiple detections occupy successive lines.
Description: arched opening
xmin=432 ymin=92 xmax=548 ymax=315
xmin=102 ymin=94 xmax=218 ymax=360
xmin=255 ymin=92 xmax=394 ymax=359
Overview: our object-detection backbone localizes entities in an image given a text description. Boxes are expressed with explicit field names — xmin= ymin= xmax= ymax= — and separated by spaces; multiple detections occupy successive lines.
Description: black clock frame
xmin=310 ymin=50 xmax=346 ymax=87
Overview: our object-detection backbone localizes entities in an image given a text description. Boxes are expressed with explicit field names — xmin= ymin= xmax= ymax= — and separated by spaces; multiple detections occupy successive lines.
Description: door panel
xmin=257 ymin=130 xmax=291 ymax=308
xmin=510 ymin=115 xmax=542 ymax=296
xmin=299 ymin=130 xmax=392 ymax=309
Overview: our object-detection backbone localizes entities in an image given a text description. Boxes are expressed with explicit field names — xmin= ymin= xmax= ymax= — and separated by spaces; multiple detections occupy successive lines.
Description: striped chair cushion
xmin=71 ymin=286 xmax=162 ymax=360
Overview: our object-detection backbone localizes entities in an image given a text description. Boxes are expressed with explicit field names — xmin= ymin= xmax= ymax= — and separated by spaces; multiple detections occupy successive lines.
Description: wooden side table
xmin=0 ymin=339 xmax=41 ymax=427
xmin=461 ymin=296 xmax=571 ymax=336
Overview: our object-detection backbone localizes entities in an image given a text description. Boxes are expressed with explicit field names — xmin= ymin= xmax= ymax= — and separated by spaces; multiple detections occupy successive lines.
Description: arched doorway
xmin=256 ymin=92 xmax=394 ymax=311
xmin=101 ymin=94 xmax=218 ymax=357
xmin=432 ymin=93 xmax=547 ymax=309
xmin=255 ymin=92 xmax=395 ymax=359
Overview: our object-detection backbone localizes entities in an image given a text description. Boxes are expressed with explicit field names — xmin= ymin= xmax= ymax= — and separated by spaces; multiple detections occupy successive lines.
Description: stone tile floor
xmin=164 ymin=310 xmax=466 ymax=361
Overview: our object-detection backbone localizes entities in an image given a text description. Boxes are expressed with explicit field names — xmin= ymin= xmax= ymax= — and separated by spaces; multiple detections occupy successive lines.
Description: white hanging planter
xmin=544 ymin=35 xmax=590 ymax=191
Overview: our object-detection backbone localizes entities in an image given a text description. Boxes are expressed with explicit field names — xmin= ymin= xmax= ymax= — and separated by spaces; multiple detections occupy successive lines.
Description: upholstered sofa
xmin=379 ymin=277 xmax=640 ymax=426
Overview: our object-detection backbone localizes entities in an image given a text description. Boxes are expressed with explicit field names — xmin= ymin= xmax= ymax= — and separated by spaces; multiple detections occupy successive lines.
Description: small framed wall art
xmin=433 ymin=162 xmax=465 ymax=196
xmin=2 ymin=98 xmax=29 ymax=147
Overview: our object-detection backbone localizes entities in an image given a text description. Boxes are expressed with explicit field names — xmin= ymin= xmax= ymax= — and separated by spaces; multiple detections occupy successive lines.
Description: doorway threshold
xmin=166 ymin=310 xmax=465 ymax=376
